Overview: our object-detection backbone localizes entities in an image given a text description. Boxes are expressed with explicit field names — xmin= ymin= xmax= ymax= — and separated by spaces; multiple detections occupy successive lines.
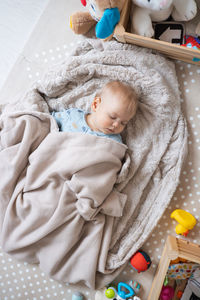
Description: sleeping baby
xmin=0 ymin=80 xmax=138 ymax=287
xmin=52 ymin=80 xmax=138 ymax=143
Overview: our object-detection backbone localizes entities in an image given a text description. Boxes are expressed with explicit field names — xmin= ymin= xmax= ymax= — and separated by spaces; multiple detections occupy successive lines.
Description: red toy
xmin=181 ymin=36 xmax=200 ymax=62
xmin=182 ymin=35 xmax=200 ymax=49
xmin=177 ymin=290 xmax=183 ymax=299
xmin=160 ymin=286 xmax=175 ymax=300
xmin=130 ymin=250 xmax=151 ymax=273
xmin=80 ymin=0 xmax=87 ymax=6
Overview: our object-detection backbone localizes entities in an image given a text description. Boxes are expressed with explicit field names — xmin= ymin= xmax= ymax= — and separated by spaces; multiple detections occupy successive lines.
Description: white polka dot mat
xmin=25 ymin=41 xmax=80 ymax=82
xmin=0 ymin=43 xmax=200 ymax=299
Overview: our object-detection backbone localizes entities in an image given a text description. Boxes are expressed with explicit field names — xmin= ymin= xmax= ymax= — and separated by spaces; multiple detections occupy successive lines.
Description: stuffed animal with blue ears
xmin=70 ymin=0 xmax=125 ymax=39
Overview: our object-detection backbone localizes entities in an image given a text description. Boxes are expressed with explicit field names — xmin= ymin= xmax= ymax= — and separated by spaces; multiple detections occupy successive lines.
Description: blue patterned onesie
xmin=51 ymin=108 xmax=122 ymax=143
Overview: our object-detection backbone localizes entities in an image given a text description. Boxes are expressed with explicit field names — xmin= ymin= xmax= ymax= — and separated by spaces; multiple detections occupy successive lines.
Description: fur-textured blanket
xmin=0 ymin=39 xmax=187 ymax=288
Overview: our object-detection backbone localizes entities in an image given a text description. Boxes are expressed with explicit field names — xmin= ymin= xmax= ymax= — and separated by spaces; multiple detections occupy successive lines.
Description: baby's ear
xmin=91 ymin=96 xmax=101 ymax=111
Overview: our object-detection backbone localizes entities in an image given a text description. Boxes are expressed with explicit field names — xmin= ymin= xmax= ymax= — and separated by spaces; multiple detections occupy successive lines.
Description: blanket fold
xmin=0 ymin=39 xmax=187 ymax=288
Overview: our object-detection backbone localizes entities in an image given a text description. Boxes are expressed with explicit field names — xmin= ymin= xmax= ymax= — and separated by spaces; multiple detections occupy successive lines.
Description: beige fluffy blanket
xmin=0 ymin=39 xmax=187 ymax=288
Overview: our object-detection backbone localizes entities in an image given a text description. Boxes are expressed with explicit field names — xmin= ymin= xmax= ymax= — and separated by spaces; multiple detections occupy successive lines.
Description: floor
xmin=0 ymin=0 xmax=85 ymax=103
xmin=0 ymin=0 xmax=49 ymax=90
xmin=0 ymin=1 xmax=200 ymax=300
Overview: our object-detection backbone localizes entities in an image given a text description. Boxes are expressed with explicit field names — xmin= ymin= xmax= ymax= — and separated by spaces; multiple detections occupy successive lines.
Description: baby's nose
xmin=113 ymin=120 xmax=119 ymax=127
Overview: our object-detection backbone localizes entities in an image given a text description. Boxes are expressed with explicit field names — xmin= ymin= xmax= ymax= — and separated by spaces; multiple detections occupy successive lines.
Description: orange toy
xmin=130 ymin=250 xmax=151 ymax=273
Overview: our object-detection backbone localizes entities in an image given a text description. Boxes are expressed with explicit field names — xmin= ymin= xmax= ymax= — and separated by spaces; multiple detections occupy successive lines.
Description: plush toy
xmin=70 ymin=0 xmax=125 ymax=39
xmin=130 ymin=250 xmax=151 ymax=273
xmin=130 ymin=0 xmax=197 ymax=37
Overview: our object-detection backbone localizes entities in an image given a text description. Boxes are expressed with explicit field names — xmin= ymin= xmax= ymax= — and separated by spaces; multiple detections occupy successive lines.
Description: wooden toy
xmin=113 ymin=0 xmax=200 ymax=65
xmin=148 ymin=235 xmax=200 ymax=300
xmin=154 ymin=22 xmax=185 ymax=45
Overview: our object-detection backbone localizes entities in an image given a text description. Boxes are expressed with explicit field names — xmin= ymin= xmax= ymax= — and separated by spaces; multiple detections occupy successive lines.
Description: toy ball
xmin=160 ymin=286 xmax=174 ymax=300
xmin=130 ymin=250 xmax=151 ymax=273
xmin=105 ymin=287 xmax=116 ymax=299
xmin=72 ymin=291 xmax=84 ymax=300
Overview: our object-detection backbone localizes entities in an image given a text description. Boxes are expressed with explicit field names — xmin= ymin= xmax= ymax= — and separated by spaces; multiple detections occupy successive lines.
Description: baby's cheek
xmin=100 ymin=116 xmax=110 ymax=127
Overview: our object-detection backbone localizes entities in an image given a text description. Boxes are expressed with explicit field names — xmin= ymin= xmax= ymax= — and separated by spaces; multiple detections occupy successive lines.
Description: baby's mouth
xmin=107 ymin=128 xmax=115 ymax=133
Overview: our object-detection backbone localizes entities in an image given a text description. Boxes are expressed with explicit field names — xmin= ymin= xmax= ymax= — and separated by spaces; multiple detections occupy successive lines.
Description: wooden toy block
xmin=114 ymin=0 xmax=200 ymax=65
xmin=147 ymin=235 xmax=200 ymax=300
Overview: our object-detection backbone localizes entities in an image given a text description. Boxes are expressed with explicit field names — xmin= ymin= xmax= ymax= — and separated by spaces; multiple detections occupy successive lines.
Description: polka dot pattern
xmin=25 ymin=42 xmax=82 ymax=82
xmin=1 ymin=45 xmax=200 ymax=299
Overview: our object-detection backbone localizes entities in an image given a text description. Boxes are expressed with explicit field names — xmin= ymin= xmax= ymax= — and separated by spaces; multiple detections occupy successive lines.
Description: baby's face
xmin=91 ymin=89 xmax=136 ymax=135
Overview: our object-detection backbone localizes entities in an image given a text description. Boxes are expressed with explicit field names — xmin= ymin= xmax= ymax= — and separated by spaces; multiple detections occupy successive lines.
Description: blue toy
xmin=104 ymin=282 xmax=135 ymax=300
xmin=95 ymin=7 xmax=120 ymax=39
xmin=96 ymin=281 xmax=142 ymax=300
xmin=70 ymin=0 xmax=125 ymax=40
xmin=118 ymin=282 xmax=135 ymax=299
xmin=72 ymin=291 xmax=84 ymax=300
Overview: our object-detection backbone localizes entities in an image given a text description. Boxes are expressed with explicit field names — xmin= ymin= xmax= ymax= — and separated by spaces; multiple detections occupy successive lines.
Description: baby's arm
xmin=51 ymin=110 xmax=70 ymax=131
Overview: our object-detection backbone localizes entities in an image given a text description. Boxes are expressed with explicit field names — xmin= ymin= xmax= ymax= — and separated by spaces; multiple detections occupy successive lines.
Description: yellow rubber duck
xmin=170 ymin=209 xmax=197 ymax=237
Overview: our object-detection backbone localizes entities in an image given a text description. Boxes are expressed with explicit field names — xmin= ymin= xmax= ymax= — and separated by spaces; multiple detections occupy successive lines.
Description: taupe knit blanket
xmin=0 ymin=39 xmax=187 ymax=288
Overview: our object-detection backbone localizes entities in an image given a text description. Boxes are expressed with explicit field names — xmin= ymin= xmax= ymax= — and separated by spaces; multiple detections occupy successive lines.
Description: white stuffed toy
xmin=131 ymin=0 xmax=197 ymax=37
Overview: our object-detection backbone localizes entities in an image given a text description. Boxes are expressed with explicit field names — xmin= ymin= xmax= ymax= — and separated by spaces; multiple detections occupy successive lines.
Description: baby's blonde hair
xmin=97 ymin=80 xmax=138 ymax=113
